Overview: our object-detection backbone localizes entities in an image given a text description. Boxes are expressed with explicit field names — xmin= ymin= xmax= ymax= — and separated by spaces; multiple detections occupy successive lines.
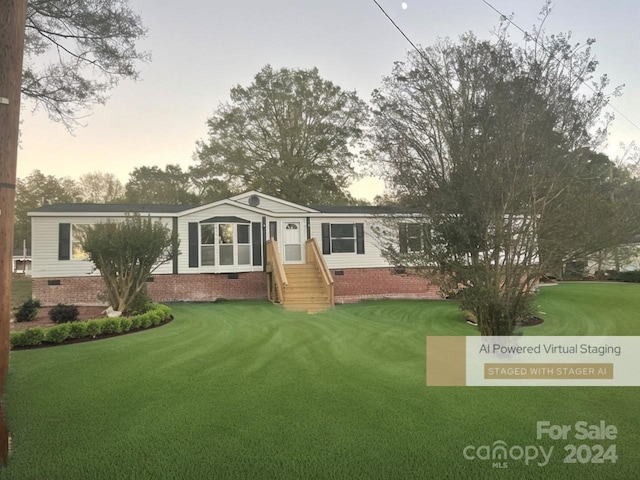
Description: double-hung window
xmin=196 ymin=221 xmax=253 ymax=269
xmin=321 ymin=223 xmax=365 ymax=255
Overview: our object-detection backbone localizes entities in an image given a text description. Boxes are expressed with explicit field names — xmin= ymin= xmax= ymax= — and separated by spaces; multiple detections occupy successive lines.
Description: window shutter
xmin=252 ymin=222 xmax=262 ymax=266
xmin=321 ymin=223 xmax=330 ymax=255
xmin=188 ymin=222 xmax=198 ymax=268
xmin=58 ymin=223 xmax=71 ymax=260
xmin=355 ymin=223 xmax=365 ymax=255
xmin=399 ymin=223 xmax=408 ymax=254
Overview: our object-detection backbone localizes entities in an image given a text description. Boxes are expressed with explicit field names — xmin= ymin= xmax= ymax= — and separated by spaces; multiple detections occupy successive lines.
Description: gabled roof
xmin=230 ymin=190 xmax=320 ymax=213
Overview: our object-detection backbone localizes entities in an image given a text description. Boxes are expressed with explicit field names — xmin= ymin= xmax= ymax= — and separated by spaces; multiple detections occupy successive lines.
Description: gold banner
xmin=426 ymin=336 xmax=466 ymax=386
xmin=484 ymin=363 xmax=614 ymax=380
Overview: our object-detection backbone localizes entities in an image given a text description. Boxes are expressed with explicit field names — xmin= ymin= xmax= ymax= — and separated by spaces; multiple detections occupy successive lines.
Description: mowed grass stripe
xmin=2 ymin=283 xmax=639 ymax=479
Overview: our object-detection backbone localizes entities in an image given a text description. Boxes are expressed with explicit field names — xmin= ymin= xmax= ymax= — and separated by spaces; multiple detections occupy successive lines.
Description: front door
xmin=283 ymin=221 xmax=303 ymax=263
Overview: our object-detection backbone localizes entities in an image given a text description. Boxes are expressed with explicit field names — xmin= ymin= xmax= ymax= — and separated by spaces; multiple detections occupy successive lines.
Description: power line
xmin=480 ymin=0 xmax=640 ymax=133
xmin=371 ymin=0 xmax=460 ymax=97
xmin=371 ymin=0 xmax=640 ymax=135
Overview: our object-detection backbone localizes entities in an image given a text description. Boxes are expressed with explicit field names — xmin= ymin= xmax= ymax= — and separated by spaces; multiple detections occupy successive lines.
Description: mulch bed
xmin=11 ymin=306 xmax=107 ymax=331
xmin=515 ymin=316 xmax=544 ymax=327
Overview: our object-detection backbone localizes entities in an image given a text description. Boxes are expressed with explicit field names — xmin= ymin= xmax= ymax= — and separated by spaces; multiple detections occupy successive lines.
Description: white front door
xmin=283 ymin=221 xmax=303 ymax=263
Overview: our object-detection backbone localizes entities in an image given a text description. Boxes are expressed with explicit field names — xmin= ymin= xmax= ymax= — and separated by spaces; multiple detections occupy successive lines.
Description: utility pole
xmin=0 ymin=0 xmax=28 ymax=465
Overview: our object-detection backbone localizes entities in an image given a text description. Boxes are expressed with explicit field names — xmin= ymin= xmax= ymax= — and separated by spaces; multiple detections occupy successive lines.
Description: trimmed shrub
xmin=85 ymin=321 xmax=102 ymax=338
xmin=15 ymin=299 xmax=41 ymax=322
xmin=120 ymin=317 xmax=133 ymax=332
xmin=68 ymin=322 xmax=88 ymax=339
xmin=129 ymin=315 xmax=142 ymax=330
xmin=44 ymin=324 xmax=72 ymax=344
xmin=49 ymin=304 xmax=80 ymax=323
xmin=99 ymin=318 xmax=122 ymax=335
xmin=614 ymin=270 xmax=640 ymax=283
xmin=22 ymin=327 xmax=45 ymax=346
xmin=10 ymin=331 xmax=27 ymax=348
xmin=139 ymin=313 xmax=153 ymax=329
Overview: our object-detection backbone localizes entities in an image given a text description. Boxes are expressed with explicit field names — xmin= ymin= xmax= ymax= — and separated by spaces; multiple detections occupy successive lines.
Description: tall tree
xmin=23 ymin=0 xmax=148 ymax=128
xmin=194 ymin=65 xmax=369 ymax=205
xmin=77 ymin=172 xmax=125 ymax=203
xmin=14 ymin=170 xmax=80 ymax=248
xmin=125 ymin=164 xmax=199 ymax=205
xmin=371 ymin=17 xmax=626 ymax=335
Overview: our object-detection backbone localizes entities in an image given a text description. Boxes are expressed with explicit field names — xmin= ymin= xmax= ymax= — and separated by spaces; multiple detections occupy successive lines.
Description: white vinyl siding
xmin=31 ymin=216 xmax=174 ymax=278
xmin=310 ymin=217 xmax=391 ymax=270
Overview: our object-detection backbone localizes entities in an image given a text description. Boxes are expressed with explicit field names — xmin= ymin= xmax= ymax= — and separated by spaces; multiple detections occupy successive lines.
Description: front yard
xmin=2 ymin=283 xmax=639 ymax=479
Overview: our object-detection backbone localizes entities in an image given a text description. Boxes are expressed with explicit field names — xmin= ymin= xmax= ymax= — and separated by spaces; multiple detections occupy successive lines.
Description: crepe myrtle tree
xmin=371 ymin=13 xmax=623 ymax=335
xmin=80 ymin=215 xmax=177 ymax=312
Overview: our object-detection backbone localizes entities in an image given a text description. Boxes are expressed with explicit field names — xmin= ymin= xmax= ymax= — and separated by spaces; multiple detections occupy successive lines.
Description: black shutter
xmin=252 ymin=222 xmax=262 ymax=266
xmin=58 ymin=223 xmax=71 ymax=260
xmin=399 ymin=223 xmax=408 ymax=254
xmin=172 ymin=218 xmax=179 ymax=274
xmin=269 ymin=221 xmax=277 ymax=240
xmin=321 ymin=223 xmax=331 ymax=255
xmin=188 ymin=222 xmax=198 ymax=268
xmin=355 ymin=223 xmax=365 ymax=255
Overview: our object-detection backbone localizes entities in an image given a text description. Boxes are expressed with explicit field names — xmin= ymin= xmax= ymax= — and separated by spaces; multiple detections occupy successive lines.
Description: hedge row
xmin=10 ymin=304 xmax=172 ymax=349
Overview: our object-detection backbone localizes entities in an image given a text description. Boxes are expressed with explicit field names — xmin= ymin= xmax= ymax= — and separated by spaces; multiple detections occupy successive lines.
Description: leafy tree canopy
xmin=80 ymin=215 xmax=175 ymax=311
xmin=14 ymin=170 xmax=80 ymax=248
xmin=77 ymin=172 xmax=125 ymax=203
xmin=371 ymin=9 xmax=632 ymax=335
xmin=193 ymin=65 xmax=369 ymax=205
xmin=23 ymin=0 xmax=149 ymax=128
xmin=125 ymin=165 xmax=199 ymax=205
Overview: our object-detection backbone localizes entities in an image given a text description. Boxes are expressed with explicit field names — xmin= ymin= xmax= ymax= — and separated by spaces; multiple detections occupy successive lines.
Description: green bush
xmin=49 ymin=304 xmax=79 ymax=323
xmin=139 ymin=313 xmax=153 ymax=329
xmin=10 ymin=331 xmax=27 ymax=348
xmin=613 ymin=270 xmax=640 ymax=283
xmin=120 ymin=317 xmax=133 ymax=332
xmin=124 ymin=288 xmax=152 ymax=316
xmin=129 ymin=315 xmax=142 ymax=330
xmin=85 ymin=321 xmax=102 ymax=338
xmin=44 ymin=324 xmax=72 ymax=344
xmin=22 ymin=327 xmax=45 ymax=347
xmin=15 ymin=299 xmax=41 ymax=322
xmin=68 ymin=322 xmax=88 ymax=339
xmin=99 ymin=318 xmax=123 ymax=335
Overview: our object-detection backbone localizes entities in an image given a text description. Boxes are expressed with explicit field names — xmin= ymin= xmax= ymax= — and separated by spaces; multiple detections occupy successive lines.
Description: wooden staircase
xmin=282 ymin=264 xmax=332 ymax=313
xmin=266 ymin=238 xmax=334 ymax=313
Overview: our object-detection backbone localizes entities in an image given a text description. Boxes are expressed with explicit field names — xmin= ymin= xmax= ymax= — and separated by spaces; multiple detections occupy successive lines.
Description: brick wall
xmin=332 ymin=268 xmax=442 ymax=303
xmin=32 ymin=268 xmax=441 ymax=305
xmin=32 ymin=272 xmax=268 ymax=306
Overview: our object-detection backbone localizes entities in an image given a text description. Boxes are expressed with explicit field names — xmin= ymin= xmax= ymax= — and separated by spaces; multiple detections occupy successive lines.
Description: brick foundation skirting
xmin=332 ymin=268 xmax=441 ymax=302
xmin=31 ymin=268 xmax=441 ymax=305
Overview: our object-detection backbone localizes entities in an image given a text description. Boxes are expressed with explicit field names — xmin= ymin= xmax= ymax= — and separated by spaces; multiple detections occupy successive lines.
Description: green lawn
xmin=2 ymin=283 xmax=639 ymax=479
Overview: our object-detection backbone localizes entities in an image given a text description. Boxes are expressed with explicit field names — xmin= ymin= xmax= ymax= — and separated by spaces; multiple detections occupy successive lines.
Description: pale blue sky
xmin=18 ymin=0 xmax=640 ymax=200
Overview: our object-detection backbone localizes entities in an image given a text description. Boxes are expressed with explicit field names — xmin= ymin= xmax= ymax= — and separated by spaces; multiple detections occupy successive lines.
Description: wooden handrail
xmin=305 ymin=238 xmax=334 ymax=306
xmin=266 ymin=239 xmax=287 ymax=303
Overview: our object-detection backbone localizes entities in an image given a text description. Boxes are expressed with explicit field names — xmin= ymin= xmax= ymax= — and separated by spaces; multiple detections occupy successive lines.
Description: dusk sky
xmin=18 ymin=0 xmax=640 ymax=200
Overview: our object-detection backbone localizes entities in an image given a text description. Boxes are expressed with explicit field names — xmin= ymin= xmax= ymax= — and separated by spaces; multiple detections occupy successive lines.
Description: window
xmin=197 ymin=223 xmax=252 ymax=268
xmin=321 ymin=223 xmax=365 ymax=255
xmin=237 ymin=224 xmax=250 ymax=265
xmin=399 ymin=223 xmax=428 ymax=253
xmin=201 ymin=224 xmax=215 ymax=266
xmin=71 ymin=225 xmax=89 ymax=260
xmin=331 ymin=224 xmax=355 ymax=253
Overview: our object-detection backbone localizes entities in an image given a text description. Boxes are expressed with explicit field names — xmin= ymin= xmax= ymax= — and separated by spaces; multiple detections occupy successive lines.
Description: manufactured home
xmin=28 ymin=191 xmax=440 ymax=311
